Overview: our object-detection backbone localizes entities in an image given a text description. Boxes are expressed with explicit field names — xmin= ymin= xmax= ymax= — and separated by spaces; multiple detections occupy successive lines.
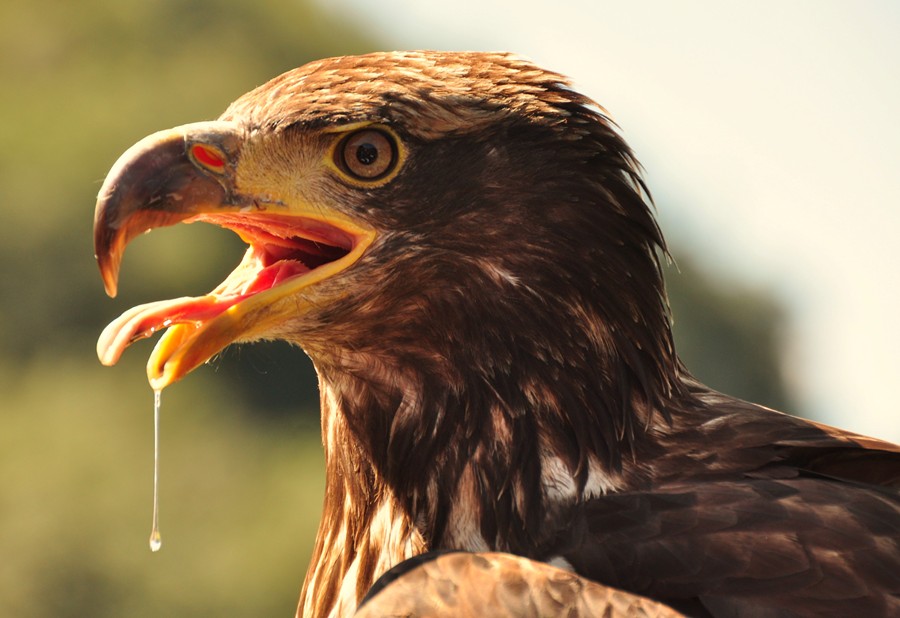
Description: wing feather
xmin=562 ymin=477 xmax=900 ymax=616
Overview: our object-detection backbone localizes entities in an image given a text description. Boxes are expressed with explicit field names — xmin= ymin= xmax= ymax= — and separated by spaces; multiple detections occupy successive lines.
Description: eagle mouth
xmin=97 ymin=211 xmax=370 ymax=389
xmin=198 ymin=212 xmax=355 ymax=295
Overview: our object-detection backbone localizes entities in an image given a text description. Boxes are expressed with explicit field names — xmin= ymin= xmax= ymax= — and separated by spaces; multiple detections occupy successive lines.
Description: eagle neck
xmin=301 ymin=338 xmax=660 ymax=618
xmin=297 ymin=378 xmax=426 ymax=618
xmin=299 ymin=275 xmax=689 ymax=617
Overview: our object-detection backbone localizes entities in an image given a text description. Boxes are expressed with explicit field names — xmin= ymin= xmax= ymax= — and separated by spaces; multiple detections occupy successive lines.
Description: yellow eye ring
xmin=328 ymin=124 xmax=404 ymax=186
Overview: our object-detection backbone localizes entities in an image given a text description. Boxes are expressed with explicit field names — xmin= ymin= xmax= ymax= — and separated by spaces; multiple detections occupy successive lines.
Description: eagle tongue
xmin=96 ymin=295 xmax=242 ymax=367
xmin=241 ymin=259 xmax=310 ymax=294
xmin=96 ymin=259 xmax=310 ymax=370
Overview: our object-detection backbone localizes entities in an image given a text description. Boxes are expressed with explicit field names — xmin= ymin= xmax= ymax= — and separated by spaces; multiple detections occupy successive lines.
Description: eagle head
xmin=97 ymin=51 xmax=678 ymax=432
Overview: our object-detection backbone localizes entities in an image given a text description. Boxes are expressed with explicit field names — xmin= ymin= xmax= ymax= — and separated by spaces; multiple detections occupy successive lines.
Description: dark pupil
xmin=356 ymin=142 xmax=379 ymax=165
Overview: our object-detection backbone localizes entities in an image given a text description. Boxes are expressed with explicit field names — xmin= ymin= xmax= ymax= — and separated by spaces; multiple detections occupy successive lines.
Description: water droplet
xmin=149 ymin=388 xmax=162 ymax=552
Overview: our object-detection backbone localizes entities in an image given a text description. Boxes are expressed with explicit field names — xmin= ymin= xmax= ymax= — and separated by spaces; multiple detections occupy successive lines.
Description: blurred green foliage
xmin=1 ymin=356 xmax=324 ymax=618
xmin=1 ymin=1 xmax=795 ymax=615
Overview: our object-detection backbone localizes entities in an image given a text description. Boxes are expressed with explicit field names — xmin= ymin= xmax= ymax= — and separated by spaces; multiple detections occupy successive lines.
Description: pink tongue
xmin=97 ymin=259 xmax=310 ymax=367
xmin=244 ymin=260 xmax=307 ymax=294
xmin=97 ymin=295 xmax=244 ymax=366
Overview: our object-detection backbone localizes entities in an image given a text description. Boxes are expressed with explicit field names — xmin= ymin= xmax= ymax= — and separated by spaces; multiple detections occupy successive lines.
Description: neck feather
xmin=297 ymin=332 xmax=670 ymax=617
xmin=297 ymin=379 xmax=426 ymax=618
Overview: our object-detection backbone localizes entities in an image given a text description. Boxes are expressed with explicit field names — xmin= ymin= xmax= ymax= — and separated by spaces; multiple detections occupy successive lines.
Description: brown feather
xmin=355 ymin=551 xmax=685 ymax=617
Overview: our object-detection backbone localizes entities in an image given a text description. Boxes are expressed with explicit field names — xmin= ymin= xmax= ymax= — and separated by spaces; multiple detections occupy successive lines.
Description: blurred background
xmin=1 ymin=1 xmax=896 ymax=616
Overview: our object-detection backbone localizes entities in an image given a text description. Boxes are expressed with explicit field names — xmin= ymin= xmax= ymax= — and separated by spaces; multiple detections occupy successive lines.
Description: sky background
xmin=317 ymin=0 xmax=899 ymax=441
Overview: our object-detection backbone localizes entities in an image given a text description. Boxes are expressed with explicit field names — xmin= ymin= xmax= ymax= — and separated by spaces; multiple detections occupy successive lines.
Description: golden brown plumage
xmin=355 ymin=551 xmax=684 ymax=617
xmin=94 ymin=51 xmax=900 ymax=617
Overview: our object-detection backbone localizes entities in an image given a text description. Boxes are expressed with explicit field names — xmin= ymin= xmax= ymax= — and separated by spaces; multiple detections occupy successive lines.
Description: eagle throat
xmin=299 ymin=249 xmax=687 ymax=616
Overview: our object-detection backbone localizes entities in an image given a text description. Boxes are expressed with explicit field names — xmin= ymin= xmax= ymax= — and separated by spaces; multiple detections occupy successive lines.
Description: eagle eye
xmin=337 ymin=129 xmax=397 ymax=181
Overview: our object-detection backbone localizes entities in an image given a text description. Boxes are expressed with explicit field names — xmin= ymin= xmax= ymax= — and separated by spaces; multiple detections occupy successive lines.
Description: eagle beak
xmin=94 ymin=121 xmax=375 ymax=390
xmin=95 ymin=121 xmax=245 ymax=298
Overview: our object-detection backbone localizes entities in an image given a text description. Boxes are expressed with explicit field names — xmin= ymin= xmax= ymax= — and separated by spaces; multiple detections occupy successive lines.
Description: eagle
xmin=94 ymin=51 xmax=900 ymax=617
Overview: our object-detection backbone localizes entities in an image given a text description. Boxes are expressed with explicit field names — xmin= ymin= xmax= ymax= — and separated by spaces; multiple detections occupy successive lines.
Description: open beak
xmin=94 ymin=121 xmax=374 ymax=390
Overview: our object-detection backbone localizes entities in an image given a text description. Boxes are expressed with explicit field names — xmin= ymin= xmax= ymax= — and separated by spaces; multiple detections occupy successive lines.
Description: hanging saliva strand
xmin=149 ymin=388 xmax=162 ymax=552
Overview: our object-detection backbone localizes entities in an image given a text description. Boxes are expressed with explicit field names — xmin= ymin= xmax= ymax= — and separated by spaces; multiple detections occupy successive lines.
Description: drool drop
xmin=149 ymin=388 xmax=162 ymax=552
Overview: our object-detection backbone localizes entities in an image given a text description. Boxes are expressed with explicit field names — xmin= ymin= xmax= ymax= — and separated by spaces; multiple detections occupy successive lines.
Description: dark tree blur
xmin=666 ymin=258 xmax=796 ymax=413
